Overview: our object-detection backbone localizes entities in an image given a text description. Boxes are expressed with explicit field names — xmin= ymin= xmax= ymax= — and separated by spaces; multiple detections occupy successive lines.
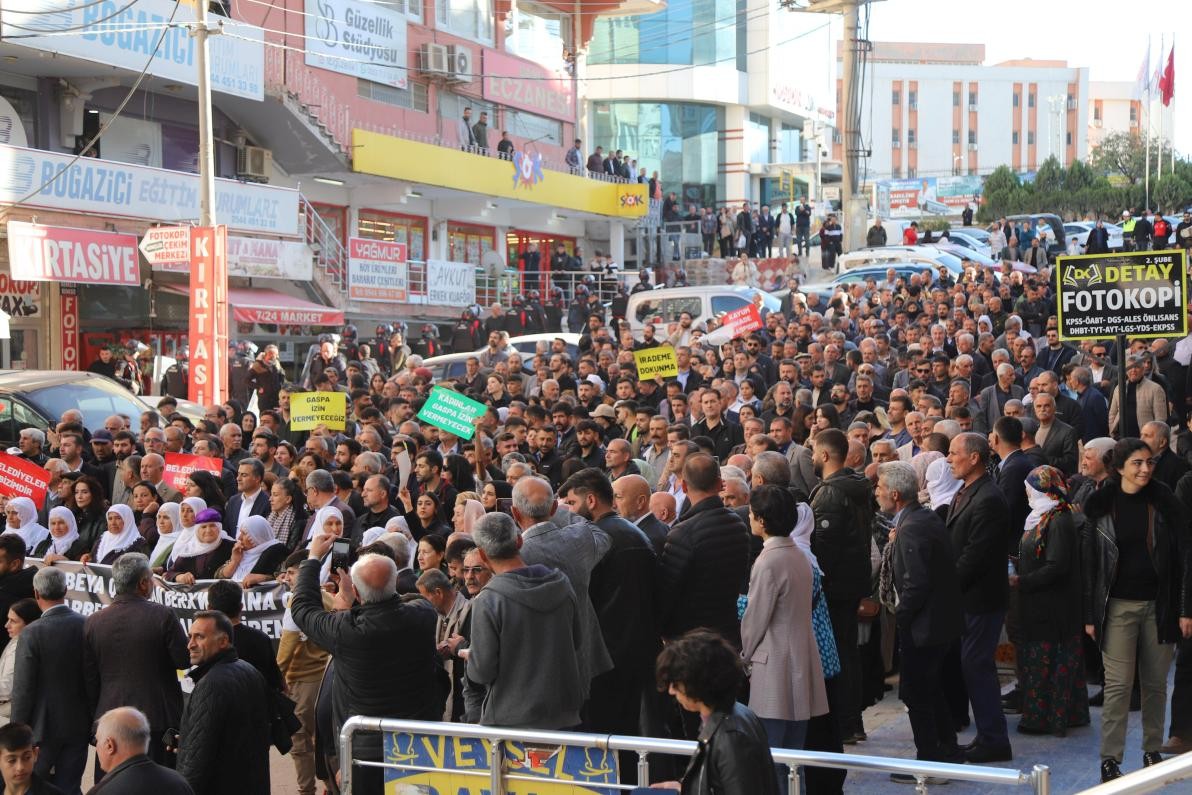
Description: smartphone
xmin=331 ymin=540 xmax=351 ymax=573
xmin=496 ymin=498 xmax=514 ymax=516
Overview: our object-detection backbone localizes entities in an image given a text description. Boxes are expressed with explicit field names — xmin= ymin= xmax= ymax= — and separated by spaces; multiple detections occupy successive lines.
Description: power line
xmin=1 ymin=0 xmax=144 ymax=34
xmin=0 ymin=0 xmax=182 ymax=214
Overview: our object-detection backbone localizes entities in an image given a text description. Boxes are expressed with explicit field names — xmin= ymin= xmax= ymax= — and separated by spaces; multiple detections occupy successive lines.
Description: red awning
xmin=161 ymin=285 xmax=343 ymax=327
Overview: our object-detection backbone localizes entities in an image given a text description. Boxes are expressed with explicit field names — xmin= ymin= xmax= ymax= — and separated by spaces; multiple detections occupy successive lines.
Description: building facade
xmin=1088 ymin=80 xmax=1173 ymax=151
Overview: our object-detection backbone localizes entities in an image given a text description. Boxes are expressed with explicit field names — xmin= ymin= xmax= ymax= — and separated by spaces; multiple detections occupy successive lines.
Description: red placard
xmin=0 ymin=452 xmax=50 ymax=509
xmin=5 ymin=221 xmax=140 ymax=286
xmin=188 ymin=226 xmax=228 ymax=406
xmin=163 ymin=452 xmax=223 ymax=492
xmin=721 ymin=304 xmax=763 ymax=338
xmin=60 ymin=286 xmax=79 ymax=371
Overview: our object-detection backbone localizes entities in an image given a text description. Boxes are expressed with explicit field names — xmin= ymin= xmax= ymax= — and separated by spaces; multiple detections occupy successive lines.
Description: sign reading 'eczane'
xmin=1055 ymin=249 xmax=1189 ymax=340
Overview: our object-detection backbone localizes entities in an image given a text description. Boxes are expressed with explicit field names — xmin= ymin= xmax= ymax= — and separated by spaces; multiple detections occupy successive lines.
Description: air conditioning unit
xmin=908 ymin=141 xmax=917 ymax=149
xmin=891 ymin=139 xmax=901 ymax=149
xmin=236 ymin=145 xmax=272 ymax=181
xmin=447 ymin=45 xmax=473 ymax=83
xmin=419 ymin=43 xmax=449 ymax=76
xmin=968 ymin=103 xmax=978 ymax=111
xmin=968 ymin=143 xmax=978 ymax=151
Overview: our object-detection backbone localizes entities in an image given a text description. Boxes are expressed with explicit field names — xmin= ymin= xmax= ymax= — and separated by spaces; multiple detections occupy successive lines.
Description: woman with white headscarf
xmin=2 ymin=498 xmax=47 ymax=556
xmin=35 ymin=506 xmax=84 ymax=561
xmin=217 ymin=515 xmax=286 ymax=585
xmin=924 ymin=457 xmax=963 ymax=519
xmin=148 ymin=503 xmax=183 ymax=571
xmin=168 ymin=497 xmax=207 ymax=569
xmin=165 ymin=508 xmax=234 ymax=584
xmin=82 ymin=504 xmax=146 ymax=565
xmin=308 ymin=505 xmax=346 ymax=584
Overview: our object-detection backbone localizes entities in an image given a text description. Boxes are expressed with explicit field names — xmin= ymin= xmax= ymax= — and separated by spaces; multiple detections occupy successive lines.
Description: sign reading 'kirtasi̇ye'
xmin=1055 ymin=249 xmax=1188 ymax=340
xmin=417 ymin=387 xmax=487 ymax=440
xmin=6 ymin=222 xmax=140 ymax=286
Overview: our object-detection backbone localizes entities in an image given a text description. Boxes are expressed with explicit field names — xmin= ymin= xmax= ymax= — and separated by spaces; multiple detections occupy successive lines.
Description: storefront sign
xmin=31 ymin=559 xmax=286 ymax=639
xmin=163 ymin=452 xmax=224 ymax=491
xmin=1 ymin=0 xmax=264 ymax=100
xmin=634 ymin=345 xmax=679 ymax=380
xmin=153 ymin=237 xmax=314 ymax=281
xmin=383 ymin=733 xmax=618 ymax=793
xmin=60 ymin=287 xmax=79 ymax=371
xmin=482 ymin=50 xmax=574 ymax=122
xmin=304 ymin=0 xmax=408 ymax=88
xmin=140 ymin=226 xmax=192 ymax=267
xmin=188 ymin=226 xmax=229 ymax=406
xmin=874 ymin=176 xmax=983 ymax=219
xmin=425 ymin=259 xmax=476 ymax=306
xmin=348 ymin=237 xmax=408 ymax=302
xmin=1056 ymin=250 xmax=1188 ymax=340
xmin=417 ymin=387 xmax=486 ymax=440
xmin=0 ymin=452 xmax=51 ymax=509
xmin=0 ymin=143 xmax=300 ymax=235
xmin=0 ymin=274 xmax=40 ymax=319
xmin=6 ymin=222 xmax=139 ymax=286
xmin=232 ymin=303 xmax=342 ymax=326
xmin=290 ymin=391 xmax=347 ymax=431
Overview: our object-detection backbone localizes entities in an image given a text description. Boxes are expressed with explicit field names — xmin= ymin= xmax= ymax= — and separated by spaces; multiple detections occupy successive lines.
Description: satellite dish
xmin=482 ymin=251 xmax=506 ymax=278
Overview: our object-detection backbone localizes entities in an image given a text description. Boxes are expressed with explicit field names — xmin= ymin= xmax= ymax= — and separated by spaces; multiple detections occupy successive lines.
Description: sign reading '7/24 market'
xmin=1054 ymin=249 xmax=1188 ymax=341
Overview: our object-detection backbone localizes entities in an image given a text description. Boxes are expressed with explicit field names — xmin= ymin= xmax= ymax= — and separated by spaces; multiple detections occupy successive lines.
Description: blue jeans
xmin=760 ymin=718 xmax=808 ymax=795
xmin=962 ymin=610 xmax=1010 ymax=747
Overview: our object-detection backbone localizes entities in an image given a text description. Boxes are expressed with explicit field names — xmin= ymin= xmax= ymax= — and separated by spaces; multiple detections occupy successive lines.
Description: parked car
xmin=920 ymin=242 xmax=1031 ymax=274
xmin=422 ymin=333 xmax=580 ymax=382
xmin=1063 ymin=221 xmax=1125 ymax=252
xmin=837 ymin=245 xmax=968 ymax=277
xmin=625 ymin=286 xmax=781 ymax=338
xmin=942 ymin=228 xmax=991 ymax=253
xmin=1006 ymin=213 xmax=1066 ymax=256
xmin=794 ymin=263 xmax=950 ymax=297
xmin=0 ymin=371 xmax=151 ymax=449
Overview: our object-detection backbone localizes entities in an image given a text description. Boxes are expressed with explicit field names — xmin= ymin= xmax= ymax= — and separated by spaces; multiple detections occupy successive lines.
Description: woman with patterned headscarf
xmin=1011 ymin=465 xmax=1089 ymax=737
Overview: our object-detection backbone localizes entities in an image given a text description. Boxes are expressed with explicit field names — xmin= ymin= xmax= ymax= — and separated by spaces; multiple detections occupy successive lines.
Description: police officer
xmin=161 ymin=347 xmax=189 ymax=399
xmin=451 ymin=308 xmax=483 ymax=353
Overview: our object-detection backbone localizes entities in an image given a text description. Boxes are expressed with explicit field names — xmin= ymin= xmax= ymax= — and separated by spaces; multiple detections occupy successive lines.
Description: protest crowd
xmin=0 ymin=241 xmax=1191 ymax=795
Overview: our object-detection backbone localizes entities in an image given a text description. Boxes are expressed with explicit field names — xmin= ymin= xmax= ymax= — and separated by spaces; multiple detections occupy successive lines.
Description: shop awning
xmin=161 ymin=285 xmax=343 ymax=327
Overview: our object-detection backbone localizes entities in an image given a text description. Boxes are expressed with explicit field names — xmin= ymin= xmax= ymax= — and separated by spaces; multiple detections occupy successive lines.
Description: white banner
xmin=304 ymin=0 xmax=408 ymax=89
xmin=426 ymin=259 xmax=475 ymax=306
xmin=0 ymin=0 xmax=265 ymax=101
xmin=348 ymin=237 xmax=408 ymax=302
xmin=0 ymin=274 xmax=40 ymax=319
xmin=152 ymin=237 xmax=313 ymax=280
xmin=0 ymin=143 xmax=300 ymax=236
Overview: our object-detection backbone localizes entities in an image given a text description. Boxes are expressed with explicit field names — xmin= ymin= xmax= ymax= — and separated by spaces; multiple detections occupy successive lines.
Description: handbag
xmin=857 ymin=596 xmax=880 ymax=622
xmin=269 ymin=690 xmax=302 ymax=755
xmin=736 ymin=233 xmax=747 ymax=249
xmin=811 ymin=570 xmax=841 ymax=679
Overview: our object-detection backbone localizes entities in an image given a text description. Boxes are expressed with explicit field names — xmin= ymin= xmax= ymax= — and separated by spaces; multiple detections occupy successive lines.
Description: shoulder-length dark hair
xmin=444 ymin=454 xmax=476 ymax=494
xmin=188 ymin=470 xmax=226 ymax=510
xmin=655 ymin=629 xmax=745 ymax=713
xmin=73 ymin=475 xmax=109 ymax=518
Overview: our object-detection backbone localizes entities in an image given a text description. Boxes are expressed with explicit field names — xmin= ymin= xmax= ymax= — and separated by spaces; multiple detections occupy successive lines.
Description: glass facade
xmin=590 ymin=101 xmax=723 ymax=207
xmin=588 ymin=0 xmax=746 ymax=70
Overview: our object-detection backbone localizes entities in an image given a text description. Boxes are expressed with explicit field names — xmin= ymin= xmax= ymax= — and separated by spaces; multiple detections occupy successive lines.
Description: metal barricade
xmin=1071 ymin=752 xmax=1192 ymax=794
xmin=338 ymin=717 xmax=1050 ymax=794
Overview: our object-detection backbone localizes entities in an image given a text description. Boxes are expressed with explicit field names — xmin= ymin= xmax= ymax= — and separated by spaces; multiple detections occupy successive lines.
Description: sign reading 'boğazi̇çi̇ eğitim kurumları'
xmin=1055 ymin=249 xmax=1188 ymax=340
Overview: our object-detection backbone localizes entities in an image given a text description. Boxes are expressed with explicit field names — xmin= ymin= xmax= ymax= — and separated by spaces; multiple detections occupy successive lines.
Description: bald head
xmin=845 ymin=439 xmax=866 ymax=470
xmin=95 ymin=707 xmax=151 ymax=772
xmin=608 ymin=438 xmax=631 ymax=455
xmin=650 ymin=491 xmax=677 ymax=525
xmin=726 ymin=453 xmax=752 ymax=476
xmin=350 ymin=554 xmax=398 ymax=603
xmin=613 ymin=473 xmax=651 ymax=520
xmin=511 ymin=476 xmax=556 ymax=527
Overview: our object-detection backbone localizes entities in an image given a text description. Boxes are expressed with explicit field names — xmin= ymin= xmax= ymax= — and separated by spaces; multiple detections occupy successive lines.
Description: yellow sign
xmin=290 ymin=391 xmax=347 ymax=431
xmin=352 ymin=129 xmax=648 ymax=218
xmin=634 ymin=345 xmax=679 ymax=380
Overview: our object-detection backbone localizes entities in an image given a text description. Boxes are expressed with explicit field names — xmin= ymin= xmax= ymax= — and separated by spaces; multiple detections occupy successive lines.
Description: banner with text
xmin=304 ymin=0 xmax=408 ymax=89
xmin=163 ymin=452 xmax=224 ymax=492
xmin=633 ymin=345 xmax=679 ymax=380
xmin=60 ymin=287 xmax=79 ymax=371
xmin=6 ymin=222 xmax=140 ymax=286
xmin=425 ymin=259 xmax=476 ymax=306
xmin=188 ymin=226 xmax=229 ymax=406
xmin=1055 ymin=249 xmax=1188 ymax=340
xmin=290 ymin=391 xmax=348 ymax=431
xmin=0 ymin=452 xmax=50 ymax=509
xmin=0 ymin=274 xmax=40 ymax=319
xmin=348 ymin=238 xmax=408 ymax=302
xmin=417 ymin=387 xmax=487 ymax=440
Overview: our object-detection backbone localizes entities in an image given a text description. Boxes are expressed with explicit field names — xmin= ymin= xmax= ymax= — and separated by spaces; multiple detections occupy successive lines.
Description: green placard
xmin=417 ymin=387 xmax=487 ymax=440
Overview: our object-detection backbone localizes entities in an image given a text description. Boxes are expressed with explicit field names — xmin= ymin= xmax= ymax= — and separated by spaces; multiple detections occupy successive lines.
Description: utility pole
xmin=195 ymin=0 xmax=216 ymax=227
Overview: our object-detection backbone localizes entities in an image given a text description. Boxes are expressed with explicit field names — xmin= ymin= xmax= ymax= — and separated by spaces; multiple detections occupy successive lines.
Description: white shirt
xmin=237 ymin=488 xmax=263 ymax=534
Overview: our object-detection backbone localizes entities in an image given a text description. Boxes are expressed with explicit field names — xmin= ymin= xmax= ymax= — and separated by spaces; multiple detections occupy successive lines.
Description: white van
xmin=625 ymin=286 xmax=782 ymax=338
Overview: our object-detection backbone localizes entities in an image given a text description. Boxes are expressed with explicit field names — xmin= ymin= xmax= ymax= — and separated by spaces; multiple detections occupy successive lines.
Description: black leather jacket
xmin=1083 ymin=479 xmax=1192 ymax=645
xmin=680 ymin=703 xmax=778 ymax=795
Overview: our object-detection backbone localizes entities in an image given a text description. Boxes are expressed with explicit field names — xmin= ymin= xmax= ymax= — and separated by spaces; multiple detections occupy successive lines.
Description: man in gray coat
xmin=511 ymin=476 xmax=612 ymax=694
xmin=12 ymin=566 xmax=89 ymax=795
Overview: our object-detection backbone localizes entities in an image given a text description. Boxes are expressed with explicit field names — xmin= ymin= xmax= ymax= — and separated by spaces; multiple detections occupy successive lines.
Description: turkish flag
xmin=1160 ymin=47 xmax=1175 ymax=107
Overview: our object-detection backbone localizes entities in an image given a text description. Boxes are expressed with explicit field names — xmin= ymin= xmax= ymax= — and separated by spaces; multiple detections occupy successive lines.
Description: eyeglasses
xmin=461 ymin=566 xmax=488 ymax=575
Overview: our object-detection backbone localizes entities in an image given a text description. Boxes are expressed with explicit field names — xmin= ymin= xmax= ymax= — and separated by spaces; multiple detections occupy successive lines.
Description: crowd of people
xmin=2 ymin=247 xmax=1192 ymax=794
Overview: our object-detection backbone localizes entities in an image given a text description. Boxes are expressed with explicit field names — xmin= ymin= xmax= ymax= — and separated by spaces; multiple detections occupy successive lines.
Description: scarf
xmin=925 ymin=457 xmax=962 ymax=510
xmin=1023 ymin=465 xmax=1074 ymax=557
xmin=458 ymin=500 xmax=485 ymax=534
xmin=149 ymin=503 xmax=182 ymax=569
xmin=307 ymin=506 xmax=344 ymax=584
xmin=361 ymin=526 xmax=387 ymax=547
xmin=2 ymin=497 xmax=48 ymax=554
xmin=46 ymin=506 xmax=80 ymax=557
xmin=169 ymin=497 xmax=208 ymax=567
xmin=268 ymin=505 xmax=296 ymax=547
xmin=169 ymin=510 xmax=231 ymax=561
xmin=791 ymin=503 xmax=819 ymax=573
xmin=96 ymin=505 xmax=141 ymax=563
xmin=229 ymin=515 xmax=282 ymax=582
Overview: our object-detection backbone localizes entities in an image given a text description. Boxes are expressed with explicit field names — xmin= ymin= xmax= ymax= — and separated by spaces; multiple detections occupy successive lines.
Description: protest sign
xmin=0 ymin=451 xmax=51 ymax=508
xmin=721 ymin=304 xmax=763 ymax=337
xmin=1056 ymin=249 xmax=1188 ymax=340
xmin=416 ymin=387 xmax=487 ymax=440
xmin=290 ymin=391 xmax=348 ymax=431
xmin=29 ymin=559 xmax=287 ymax=641
xmin=633 ymin=345 xmax=679 ymax=380
xmin=163 ymin=452 xmax=224 ymax=491
xmin=383 ymin=732 xmax=619 ymax=794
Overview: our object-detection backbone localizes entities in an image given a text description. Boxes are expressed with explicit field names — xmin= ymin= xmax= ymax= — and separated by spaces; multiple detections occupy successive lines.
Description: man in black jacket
xmin=206 ymin=581 xmax=283 ymax=693
xmin=878 ymin=462 xmax=965 ymax=771
xmin=992 ymin=417 xmax=1035 ymax=553
xmin=353 ymin=474 xmax=402 ymax=544
xmin=945 ymin=433 xmax=1013 ymax=763
xmin=90 ymin=708 xmax=192 ymax=795
xmin=0 ymin=537 xmax=35 ymax=656
xmin=690 ymin=390 xmax=743 ymax=462
xmin=808 ymin=428 xmax=874 ymax=744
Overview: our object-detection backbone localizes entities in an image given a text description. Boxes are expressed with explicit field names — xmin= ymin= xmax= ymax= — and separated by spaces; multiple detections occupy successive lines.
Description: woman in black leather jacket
xmin=654 ymin=630 xmax=778 ymax=795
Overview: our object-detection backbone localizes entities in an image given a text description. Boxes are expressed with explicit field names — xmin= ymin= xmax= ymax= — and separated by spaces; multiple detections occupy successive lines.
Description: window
xmin=952 ymin=129 xmax=960 ymax=144
xmin=504 ymin=7 xmax=566 ymax=67
xmin=1094 ymin=106 xmax=1102 ymax=121
xmin=892 ymin=89 xmax=900 ymax=105
xmin=435 ymin=0 xmax=493 ymax=44
xmin=357 ymin=80 xmax=429 ymax=112
xmin=891 ymin=128 xmax=900 ymax=144
xmin=891 ymin=167 xmax=901 ymax=178
xmin=589 ymin=0 xmax=743 ymax=68
xmin=907 ymin=166 xmax=916 ymax=177
xmin=310 ymin=202 xmax=347 ymax=249
xmin=1066 ymin=131 xmax=1073 ymax=145
xmin=635 ymin=296 xmax=701 ymax=323
xmin=907 ymin=129 xmax=916 ymax=144
xmin=968 ymin=130 xmax=976 ymax=145
xmin=710 ymin=295 xmax=749 ymax=315
xmin=1012 ymin=131 xmax=1019 ymax=145
xmin=438 ymin=90 xmax=494 ymax=127
xmin=1013 ymin=93 xmax=1020 ymax=107
xmin=1130 ymin=106 xmax=1138 ymax=122
xmin=358 ymin=209 xmax=428 ymax=262
xmin=504 ymin=109 xmax=563 ymax=146
xmin=1028 ymin=93 xmax=1036 ymax=108
xmin=1027 ymin=131 xmax=1035 ymax=145
xmin=908 ymin=90 xmax=917 ymax=109
xmin=746 ymin=113 xmax=770 ymax=165
xmin=952 ymin=91 xmax=960 ymax=107
xmin=447 ymin=221 xmax=496 ymax=266
xmin=968 ymin=91 xmax=977 ymax=105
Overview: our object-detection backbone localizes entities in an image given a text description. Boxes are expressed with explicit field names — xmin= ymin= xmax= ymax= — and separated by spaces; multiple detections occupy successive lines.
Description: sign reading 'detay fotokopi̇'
xmin=1055 ymin=249 xmax=1188 ymax=341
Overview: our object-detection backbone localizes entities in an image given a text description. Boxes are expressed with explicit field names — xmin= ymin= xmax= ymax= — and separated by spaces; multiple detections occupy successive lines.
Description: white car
xmin=1063 ymin=222 xmax=1124 ymax=252
xmin=422 ymin=333 xmax=580 ymax=381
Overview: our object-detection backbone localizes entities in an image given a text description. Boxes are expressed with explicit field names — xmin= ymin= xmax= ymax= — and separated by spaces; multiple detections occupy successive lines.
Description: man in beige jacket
xmin=1108 ymin=355 xmax=1169 ymax=437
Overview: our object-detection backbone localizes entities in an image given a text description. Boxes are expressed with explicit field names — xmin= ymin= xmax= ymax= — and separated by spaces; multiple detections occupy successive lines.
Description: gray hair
xmin=416 ymin=568 xmax=452 ymax=593
xmin=357 ymin=452 xmax=386 ymax=475
xmin=1085 ymin=436 xmax=1116 ymax=460
xmin=506 ymin=461 xmax=533 ymax=481
xmin=1144 ymin=420 xmax=1171 ymax=442
xmin=111 ymin=553 xmax=151 ymax=595
xmin=306 ymin=469 xmax=335 ymax=494
xmin=722 ymin=476 xmax=750 ymax=497
xmin=19 ymin=428 xmax=44 ymax=446
xmin=97 ymin=707 xmax=151 ymax=754
xmin=511 ymin=477 xmax=555 ymax=521
xmin=871 ymin=438 xmax=898 ymax=455
xmin=878 ymin=461 xmax=919 ymax=502
xmin=996 ymin=362 xmax=1014 ymax=377
xmin=992 ymin=349 xmax=1011 ymax=364
xmin=933 ymin=419 xmax=962 ymax=439
xmin=472 ymin=512 xmax=521 ymax=560
xmin=33 ymin=566 xmax=66 ymax=600
xmin=752 ymin=451 xmax=791 ymax=486
xmin=1071 ymin=366 xmax=1092 ymax=388
xmin=376 ymin=533 xmax=411 ymax=568
xmin=350 ymin=554 xmax=398 ymax=604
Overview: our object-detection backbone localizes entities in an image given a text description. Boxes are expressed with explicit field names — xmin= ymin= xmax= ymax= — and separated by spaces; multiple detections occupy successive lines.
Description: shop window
xmin=448 ymin=222 xmax=495 ymax=266
xmin=357 ymin=79 xmax=429 ymax=112
xmin=358 ymin=209 xmax=428 ymax=262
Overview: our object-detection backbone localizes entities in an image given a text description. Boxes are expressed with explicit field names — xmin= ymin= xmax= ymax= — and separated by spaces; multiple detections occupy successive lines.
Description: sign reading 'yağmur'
xmin=1055 ymin=249 xmax=1189 ymax=340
